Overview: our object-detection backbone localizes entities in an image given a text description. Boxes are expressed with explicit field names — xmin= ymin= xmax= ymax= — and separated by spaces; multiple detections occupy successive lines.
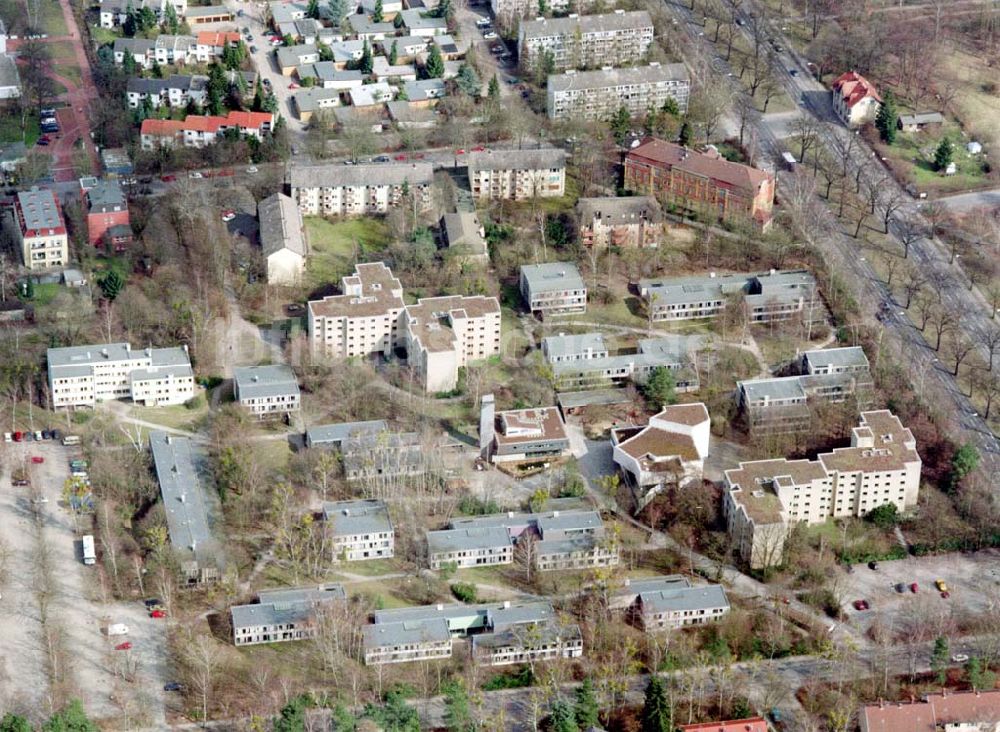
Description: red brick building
xmin=624 ymin=137 xmax=775 ymax=230
xmin=678 ymin=717 xmax=768 ymax=732
xmin=80 ymin=177 xmax=132 ymax=250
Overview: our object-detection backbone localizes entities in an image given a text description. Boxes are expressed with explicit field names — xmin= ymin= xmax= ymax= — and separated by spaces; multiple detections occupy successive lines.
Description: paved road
xmin=936 ymin=187 xmax=1000 ymax=213
xmin=666 ymin=1 xmax=1000 ymax=471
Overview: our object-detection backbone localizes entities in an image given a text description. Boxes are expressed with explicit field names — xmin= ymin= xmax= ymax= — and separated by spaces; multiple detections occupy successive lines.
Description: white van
xmin=105 ymin=623 xmax=129 ymax=636
xmin=62 ymin=435 xmax=81 ymax=446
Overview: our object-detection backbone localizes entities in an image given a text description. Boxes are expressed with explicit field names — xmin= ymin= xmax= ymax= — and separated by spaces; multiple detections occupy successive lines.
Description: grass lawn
xmin=331 ymin=558 xmax=406 ymax=578
xmin=345 ymin=580 xmax=415 ymax=608
xmin=0 ymin=111 xmax=41 ymax=145
xmin=39 ymin=0 xmax=69 ymax=36
xmin=127 ymin=401 xmax=209 ymax=432
xmin=89 ymin=25 xmax=119 ymax=46
xmin=27 ymin=282 xmax=61 ymax=305
xmin=939 ymin=48 xmax=1000 ymax=148
xmin=305 ymin=217 xmax=391 ymax=286
xmin=877 ymin=125 xmax=989 ymax=196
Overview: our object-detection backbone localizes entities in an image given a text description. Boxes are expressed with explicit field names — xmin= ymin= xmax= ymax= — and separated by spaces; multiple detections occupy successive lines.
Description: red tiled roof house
xmin=832 ymin=71 xmax=881 ymax=127
xmin=623 ymin=137 xmax=775 ymax=230
xmin=678 ymin=717 xmax=768 ymax=732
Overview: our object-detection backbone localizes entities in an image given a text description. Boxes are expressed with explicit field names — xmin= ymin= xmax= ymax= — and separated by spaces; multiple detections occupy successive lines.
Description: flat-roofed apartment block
xmin=639 ymin=269 xmax=818 ymax=324
xmin=308 ymin=262 xmax=501 ymax=392
xmin=724 ymin=410 xmax=921 ymax=568
xmin=542 ymin=332 xmax=702 ymax=392
xmin=150 ymin=430 xmax=220 ymax=584
xmin=491 ymin=0 xmax=616 ymax=30
xmin=305 ymin=419 xmax=388 ymax=449
xmin=738 ymin=346 xmax=873 ymax=434
xmin=342 ymin=429 xmax=425 ymax=482
xmin=520 ymin=262 xmax=587 ymax=316
xmin=289 ymin=161 xmax=434 ymax=216
xmin=402 ymin=295 xmax=502 ymax=393
xmin=468 ymin=148 xmax=567 ymax=201
xmin=231 ymin=584 xmax=346 ymax=646
xmin=611 ymin=575 xmax=730 ymax=630
xmin=490 ymin=406 xmax=571 ymax=463
xmin=9 ymin=187 xmax=68 ymax=270
xmin=547 ymin=63 xmax=690 ymax=121
xmin=612 ymin=403 xmax=710 ymax=511
xmin=430 ymin=507 xmax=619 ymax=571
xmin=577 ymin=196 xmax=664 ymax=249
xmin=364 ymin=600 xmax=582 ymax=666
xmin=517 ymin=11 xmax=653 ymax=71
xmin=323 ymin=499 xmax=394 ymax=561
xmin=48 ymin=342 xmax=194 ymax=409
xmin=233 ymin=365 xmax=301 ymax=419
xmin=625 ymin=137 xmax=775 ymax=229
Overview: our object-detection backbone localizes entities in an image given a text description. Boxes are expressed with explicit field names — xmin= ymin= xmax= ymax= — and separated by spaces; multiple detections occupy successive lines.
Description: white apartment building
xmin=231 ymin=585 xmax=346 ymax=646
xmin=308 ymin=263 xmax=501 ymax=393
xmin=491 ymin=0 xmax=612 ymax=29
xmin=233 ymin=365 xmax=301 ymax=419
xmin=10 ymin=187 xmax=68 ymax=270
xmin=723 ymin=411 xmax=921 ymax=569
xmin=290 ymin=162 xmax=434 ymax=217
xmin=520 ymin=262 xmax=587 ymax=316
xmin=323 ymin=499 xmax=394 ymax=561
xmin=547 ymin=63 xmax=690 ymax=121
xmin=468 ymin=148 xmax=567 ymax=201
xmin=612 ymin=576 xmax=730 ymax=631
xmin=48 ymin=342 xmax=194 ymax=409
xmin=517 ymin=11 xmax=653 ymax=71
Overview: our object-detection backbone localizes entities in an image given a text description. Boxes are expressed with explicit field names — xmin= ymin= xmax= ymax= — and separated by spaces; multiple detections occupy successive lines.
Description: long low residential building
xmin=233 ymin=365 xmax=301 ymax=420
xmin=48 ymin=342 xmax=194 ymax=409
xmin=231 ymin=584 xmax=346 ymax=646
xmin=307 ymin=262 xmax=501 ymax=393
xmin=140 ymin=111 xmax=274 ymax=149
xmin=468 ymin=148 xmax=567 ymax=201
xmin=428 ymin=508 xmax=618 ymax=571
xmin=150 ymin=431 xmax=219 ymax=585
xmin=724 ymin=411 xmax=921 ymax=569
xmin=547 ymin=63 xmax=690 ymax=121
xmin=305 ymin=419 xmax=388 ymax=449
xmin=323 ymin=499 xmax=394 ymax=561
xmin=489 ymin=406 xmax=571 ymax=463
xmin=290 ymin=162 xmax=434 ymax=217
xmin=612 ymin=576 xmax=730 ymax=631
xmin=517 ymin=10 xmax=654 ymax=71
xmin=363 ymin=600 xmax=582 ymax=666
xmin=126 ymin=73 xmax=208 ymax=109
xmin=520 ymin=261 xmax=587 ymax=317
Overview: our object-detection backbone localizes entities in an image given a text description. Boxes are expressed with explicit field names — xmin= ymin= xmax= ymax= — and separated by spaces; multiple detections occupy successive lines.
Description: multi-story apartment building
xmin=489 ymin=406 xmax=571 ymax=463
xmin=491 ymin=0 xmax=613 ymax=30
xmin=577 ymin=196 xmax=664 ymax=248
xmin=307 ymin=263 xmax=501 ymax=393
xmin=517 ymin=10 xmax=653 ymax=71
xmin=831 ymin=71 xmax=881 ymax=127
xmin=428 ymin=507 xmax=619 ymax=571
xmin=859 ymin=690 xmax=1000 ymax=732
xmin=364 ymin=600 xmax=583 ymax=666
xmin=80 ymin=177 xmax=131 ymax=249
xmin=737 ymin=347 xmax=873 ymax=434
xmin=468 ymin=148 xmax=566 ymax=201
xmin=543 ymin=333 xmax=701 ymax=392
xmin=139 ymin=110 xmax=274 ymax=149
xmin=233 ymin=365 xmax=301 ymax=419
xmin=48 ymin=342 xmax=194 ymax=409
xmin=290 ymin=162 xmax=434 ymax=216
xmin=612 ymin=576 xmax=730 ymax=631
xmin=10 ymin=187 xmax=68 ymax=270
xmin=149 ymin=431 xmax=219 ymax=585
xmin=520 ymin=262 xmax=587 ymax=316
xmin=231 ymin=584 xmax=346 ymax=646
xmin=547 ymin=63 xmax=690 ymax=121
xmin=724 ymin=411 xmax=921 ymax=569
xmin=638 ymin=269 xmax=818 ymax=324
xmin=625 ymin=137 xmax=775 ymax=229
xmin=611 ymin=403 xmax=711 ymax=510
xmin=126 ymin=74 xmax=208 ymax=109
xmin=100 ymin=0 xmax=186 ymax=28
xmin=323 ymin=499 xmax=394 ymax=561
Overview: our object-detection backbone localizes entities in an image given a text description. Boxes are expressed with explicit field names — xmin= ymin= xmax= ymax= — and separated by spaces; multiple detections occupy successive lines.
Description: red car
xmin=941 ymin=591 xmax=951 ymax=599
xmin=150 ymin=609 xmax=166 ymax=619
xmin=394 ymin=154 xmax=407 ymax=161
xmin=161 ymin=174 xmax=176 ymax=182
xmin=852 ymin=599 xmax=869 ymax=611
xmin=472 ymin=145 xmax=486 ymax=152
xmin=455 ymin=148 xmax=465 ymax=155
xmin=115 ymin=641 xmax=132 ymax=651
xmin=289 ymin=82 xmax=299 ymax=89
xmin=910 ymin=582 xmax=919 ymax=593
xmin=12 ymin=431 xmax=22 ymax=441
xmin=31 ymin=456 xmax=44 ymax=464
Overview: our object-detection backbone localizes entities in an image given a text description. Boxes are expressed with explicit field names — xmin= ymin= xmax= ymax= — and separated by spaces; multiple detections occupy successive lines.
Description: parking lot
xmin=842 ymin=551 xmax=1000 ymax=639
xmin=0 ymin=437 xmax=169 ymax=725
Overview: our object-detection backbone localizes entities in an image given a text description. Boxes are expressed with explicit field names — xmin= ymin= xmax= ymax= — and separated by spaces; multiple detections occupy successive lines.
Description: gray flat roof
xmin=231 ymin=583 xmax=346 ymax=630
xmin=363 ymin=617 xmax=451 ymax=648
xmin=293 ymin=86 xmax=342 ymax=112
xmin=616 ymin=575 xmax=690 ymax=597
xmin=403 ymin=78 xmax=446 ymax=101
xmin=520 ymin=10 xmax=652 ymax=38
xmin=290 ymin=161 xmax=434 ymax=189
xmin=739 ymin=376 xmax=808 ymax=402
xmin=322 ymin=499 xmax=393 ymax=537
xmin=488 ymin=601 xmax=557 ymax=629
xmin=85 ymin=179 xmax=125 ymax=212
xmin=276 ymin=43 xmax=318 ymax=68
xmin=149 ymin=431 xmax=214 ymax=563
xmin=426 ymin=526 xmax=512 ymax=554
xmin=306 ymin=420 xmax=388 ymax=446
xmin=520 ymin=262 xmax=585 ymax=294
xmin=802 ymin=346 xmax=869 ymax=369
xmin=639 ymin=272 xmax=748 ymax=306
xmin=548 ymin=63 xmax=689 ymax=93
xmin=899 ymin=112 xmax=944 ymax=125
xmin=473 ymin=621 xmax=582 ymax=650
xmin=48 ymin=342 xmax=134 ymax=368
xmin=233 ymin=365 xmax=300 ymax=400
xmin=469 ymin=147 xmax=566 ymax=172
xmin=536 ymin=535 xmax=600 ymax=555
xmin=449 ymin=507 xmax=601 ymax=536
xmin=557 ymin=389 xmax=632 ymax=409
xmin=184 ymin=4 xmax=232 ymax=15
xmin=536 ymin=510 xmax=603 ymax=534
xmin=17 ymin=187 xmax=63 ymax=232
xmin=639 ymin=584 xmax=729 ymax=614
xmin=543 ymin=332 xmax=608 ymax=360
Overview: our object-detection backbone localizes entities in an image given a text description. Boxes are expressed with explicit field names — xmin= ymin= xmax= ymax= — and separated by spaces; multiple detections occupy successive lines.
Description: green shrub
xmin=450 ymin=582 xmax=477 ymax=603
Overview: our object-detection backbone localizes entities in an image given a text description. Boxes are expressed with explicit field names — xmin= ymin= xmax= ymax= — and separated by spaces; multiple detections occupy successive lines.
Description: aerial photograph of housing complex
xmin=2 ymin=0 xmax=1000 ymax=729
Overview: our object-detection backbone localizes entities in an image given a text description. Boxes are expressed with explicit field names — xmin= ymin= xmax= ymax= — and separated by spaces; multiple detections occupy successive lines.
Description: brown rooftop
xmin=656 ymin=403 xmax=709 ymax=427
xmin=627 ymin=137 xmax=772 ymax=193
xmin=405 ymin=295 xmax=500 ymax=353
xmin=495 ymin=407 xmax=567 ymax=445
xmin=616 ymin=424 xmax=699 ymax=463
xmin=861 ymin=690 xmax=1000 ymax=732
xmin=819 ymin=410 xmax=918 ymax=475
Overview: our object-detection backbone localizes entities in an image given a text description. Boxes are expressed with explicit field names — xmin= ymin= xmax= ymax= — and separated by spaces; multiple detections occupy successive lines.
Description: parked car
xmin=31 ymin=456 xmax=44 ymax=464
xmin=246 ymin=165 xmax=258 ymax=174
xmin=161 ymin=174 xmax=176 ymax=182
xmin=3 ymin=433 xmax=10 ymax=442
xmin=952 ymin=653 xmax=969 ymax=663
xmin=483 ymin=30 xmax=497 ymax=39
xmin=941 ymin=591 xmax=951 ymax=599
xmin=374 ymin=155 xmax=390 ymax=162
xmin=115 ymin=641 xmax=132 ymax=651
xmin=150 ymin=609 xmax=166 ymax=619
xmin=935 ymin=579 xmax=948 ymax=592
xmin=895 ymin=583 xmax=906 ymax=593
xmin=853 ymin=599 xmax=869 ymax=611
xmin=910 ymin=582 xmax=919 ymax=593
xmin=455 ymin=148 xmax=465 ymax=155
xmin=36 ymin=138 xmax=49 ymax=146
xmin=250 ymin=44 xmax=258 ymax=53
xmin=868 ymin=561 xmax=879 ymax=570
xmin=188 ymin=171 xmax=203 ymax=179
xmin=475 ymin=17 xmax=490 ymax=26
xmin=164 ymin=682 xmax=185 ymax=692
xmin=144 ymin=598 xmax=163 ymax=608
xmin=472 ymin=145 xmax=486 ymax=152
xmin=394 ymin=154 xmax=407 ymax=161
xmin=221 ymin=209 xmax=236 ymax=222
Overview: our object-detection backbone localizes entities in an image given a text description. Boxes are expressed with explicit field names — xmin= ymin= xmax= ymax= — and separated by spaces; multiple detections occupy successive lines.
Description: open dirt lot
xmin=841 ymin=550 xmax=1000 ymax=635
xmin=0 ymin=439 xmax=169 ymax=726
